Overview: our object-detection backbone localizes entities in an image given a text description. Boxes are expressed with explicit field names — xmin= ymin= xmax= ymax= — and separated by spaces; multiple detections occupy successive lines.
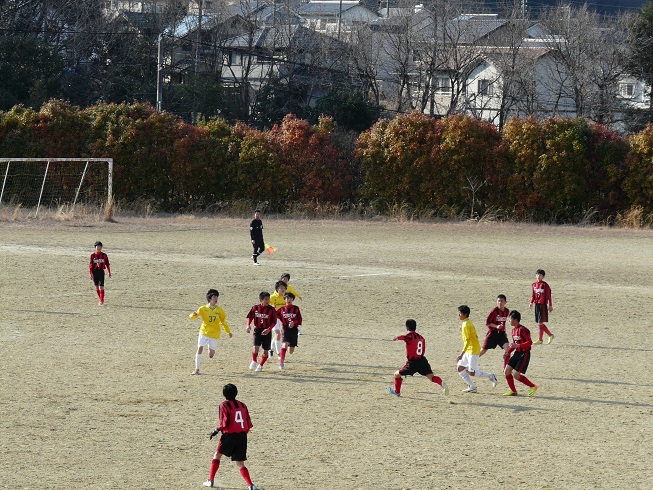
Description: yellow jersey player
xmin=267 ymin=281 xmax=286 ymax=358
xmin=456 ymin=305 xmax=498 ymax=393
xmin=189 ymin=289 xmax=232 ymax=375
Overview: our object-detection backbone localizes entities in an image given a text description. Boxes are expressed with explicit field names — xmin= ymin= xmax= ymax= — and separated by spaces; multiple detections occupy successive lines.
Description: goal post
xmin=0 ymin=158 xmax=113 ymax=217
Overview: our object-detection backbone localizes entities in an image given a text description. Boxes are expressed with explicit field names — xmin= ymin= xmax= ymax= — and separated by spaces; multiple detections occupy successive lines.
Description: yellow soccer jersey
xmin=270 ymin=291 xmax=286 ymax=310
xmin=285 ymin=284 xmax=302 ymax=300
xmin=190 ymin=304 xmax=231 ymax=339
xmin=461 ymin=319 xmax=481 ymax=355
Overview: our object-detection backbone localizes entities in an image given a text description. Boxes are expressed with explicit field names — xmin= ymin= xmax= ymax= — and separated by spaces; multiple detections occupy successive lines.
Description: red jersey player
xmin=277 ymin=292 xmax=302 ymax=369
xmin=246 ymin=292 xmax=278 ymax=372
xmin=388 ymin=319 xmax=449 ymax=397
xmin=503 ymin=310 xmax=538 ymax=397
xmin=480 ymin=294 xmax=511 ymax=367
xmin=89 ymin=241 xmax=111 ymax=305
xmin=204 ymin=383 xmax=258 ymax=490
xmin=529 ymin=269 xmax=554 ymax=345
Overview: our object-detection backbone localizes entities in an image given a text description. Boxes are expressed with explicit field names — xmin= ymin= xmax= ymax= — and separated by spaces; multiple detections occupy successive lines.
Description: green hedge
xmin=0 ymin=101 xmax=650 ymax=221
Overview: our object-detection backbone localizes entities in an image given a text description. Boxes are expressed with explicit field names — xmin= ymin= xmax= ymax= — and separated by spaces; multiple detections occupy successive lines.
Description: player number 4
xmin=234 ymin=410 xmax=245 ymax=429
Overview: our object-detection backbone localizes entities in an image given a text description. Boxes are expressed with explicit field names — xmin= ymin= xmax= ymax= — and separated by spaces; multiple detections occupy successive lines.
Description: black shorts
xmin=399 ymin=357 xmax=433 ymax=377
xmin=252 ymin=240 xmax=264 ymax=255
xmin=483 ymin=329 xmax=509 ymax=350
xmin=91 ymin=269 xmax=105 ymax=286
xmin=534 ymin=304 xmax=549 ymax=323
xmin=508 ymin=350 xmax=531 ymax=374
xmin=217 ymin=432 xmax=248 ymax=461
xmin=253 ymin=329 xmax=272 ymax=350
xmin=282 ymin=326 xmax=298 ymax=347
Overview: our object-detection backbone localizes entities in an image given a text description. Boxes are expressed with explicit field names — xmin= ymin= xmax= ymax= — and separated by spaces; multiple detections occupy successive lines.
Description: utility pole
xmin=195 ymin=0 xmax=203 ymax=75
xmin=156 ymin=33 xmax=164 ymax=111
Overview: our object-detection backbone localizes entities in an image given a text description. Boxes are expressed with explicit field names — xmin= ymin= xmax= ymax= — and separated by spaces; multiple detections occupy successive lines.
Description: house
xmin=297 ymin=1 xmax=379 ymax=37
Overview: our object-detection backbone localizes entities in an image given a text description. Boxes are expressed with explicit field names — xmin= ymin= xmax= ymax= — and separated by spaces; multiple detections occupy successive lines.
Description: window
xmin=477 ymin=79 xmax=493 ymax=96
xmin=435 ymin=77 xmax=451 ymax=93
xmin=619 ymin=83 xmax=635 ymax=98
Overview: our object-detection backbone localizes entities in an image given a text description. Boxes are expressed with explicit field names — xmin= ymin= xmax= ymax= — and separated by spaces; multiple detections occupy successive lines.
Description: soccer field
xmin=1 ymin=217 xmax=652 ymax=490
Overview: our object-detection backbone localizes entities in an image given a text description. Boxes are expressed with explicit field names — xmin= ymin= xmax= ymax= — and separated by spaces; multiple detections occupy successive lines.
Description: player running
xmin=246 ymin=292 xmax=278 ymax=372
xmin=529 ymin=269 xmax=555 ymax=344
xmin=503 ymin=310 xmax=538 ymax=396
xmin=189 ymin=289 xmax=232 ymax=375
xmin=388 ymin=319 xmax=449 ymax=397
xmin=456 ymin=305 xmax=498 ymax=393
xmin=203 ymin=383 xmax=258 ymax=490
xmin=277 ymin=292 xmax=302 ymax=369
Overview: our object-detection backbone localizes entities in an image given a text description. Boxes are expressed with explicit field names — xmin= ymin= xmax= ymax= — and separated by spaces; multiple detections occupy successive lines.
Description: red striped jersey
xmin=89 ymin=252 xmax=110 ymax=272
xmin=510 ymin=324 xmax=532 ymax=352
xmin=531 ymin=281 xmax=552 ymax=306
xmin=217 ymin=399 xmax=252 ymax=434
xmin=486 ymin=307 xmax=510 ymax=331
xmin=246 ymin=304 xmax=278 ymax=330
xmin=396 ymin=331 xmax=426 ymax=361
xmin=278 ymin=304 xmax=302 ymax=327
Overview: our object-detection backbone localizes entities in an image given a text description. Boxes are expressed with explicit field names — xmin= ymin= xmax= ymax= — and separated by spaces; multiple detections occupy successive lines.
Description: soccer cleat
xmin=387 ymin=386 xmax=401 ymax=397
xmin=547 ymin=334 xmax=555 ymax=344
xmin=202 ymin=480 xmax=214 ymax=487
xmin=533 ymin=339 xmax=543 ymax=345
xmin=441 ymin=381 xmax=450 ymax=396
xmin=253 ymin=262 xmax=261 ymax=266
xmin=98 ymin=301 xmax=104 ymax=306
xmin=249 ymin=361 xmax=257 ymax=370
xmin=528 ymin=385 xmax=538 ymax=397
xmin=279 ymin=363 xmax=285 ymax=369
xmin=503 ymin=390 xmax=518 ymax=396
xmin=268 ymin=350 xmax=274 ymax=358
xmin=462 ymin=386 xmax=477 ymax=393
xmin=255 ymin=364 xmax=263 ymax=372
xmin=298 ymin=327 xmax=303 ymax=335
xmin=489 ymin=373 xmax=498 ymax=388
xmin=191 ymin=369 xmax=200 ymax=375
xmin=248 ymin=485 xmax=259 ymax=490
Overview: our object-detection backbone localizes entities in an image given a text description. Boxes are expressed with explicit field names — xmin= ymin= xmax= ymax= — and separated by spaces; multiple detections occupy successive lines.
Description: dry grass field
xmin=1 ymin=217 xmax=652 ymax=490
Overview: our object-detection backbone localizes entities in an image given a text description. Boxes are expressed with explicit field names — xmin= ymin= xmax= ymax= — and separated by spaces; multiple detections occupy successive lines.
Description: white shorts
xmin=457 ymin=353 xmax=479 ymax=373
xmin=197 ymin=334 xmax=218 ymax=351
xmin=273 ymin=319 xmax=283 ymax=333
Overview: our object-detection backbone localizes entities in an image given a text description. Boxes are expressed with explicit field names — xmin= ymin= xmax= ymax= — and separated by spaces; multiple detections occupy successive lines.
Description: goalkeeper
xmin=203 ymin=384 xmax=258 ymax=490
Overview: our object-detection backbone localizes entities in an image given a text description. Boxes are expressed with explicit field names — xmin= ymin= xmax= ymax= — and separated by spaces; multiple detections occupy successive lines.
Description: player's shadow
xmin=545 ymin=376 xmax=653 ymax=388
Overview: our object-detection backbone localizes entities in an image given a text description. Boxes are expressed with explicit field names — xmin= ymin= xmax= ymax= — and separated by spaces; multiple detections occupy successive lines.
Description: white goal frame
xmin=0 ymin=158 xmax=113 ymax=216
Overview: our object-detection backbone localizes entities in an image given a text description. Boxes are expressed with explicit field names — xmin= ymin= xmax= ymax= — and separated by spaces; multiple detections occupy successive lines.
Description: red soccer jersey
xmin=531 ymin=280 xmax=552 ymax=306
xmin=89 ymin=252 xmax=110 ymax=273
xmin=246 ymin=304 xmax=278 ymax=331
xmin=486 ymin=307 xmax=510 ymax=331
xmin=396 ymin=331 xmax=426 ymax=361
xmin=510 ymin=324 xmax=532 ymax=352
xmin=278 ymin=304 xmax=302 ymax=327
xmin=217 ymin=399 xmax=252 ymax=434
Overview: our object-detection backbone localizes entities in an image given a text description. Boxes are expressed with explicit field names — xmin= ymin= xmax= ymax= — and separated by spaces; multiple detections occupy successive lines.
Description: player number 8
xmin=416 ymin=341 xmax=423 ymax=356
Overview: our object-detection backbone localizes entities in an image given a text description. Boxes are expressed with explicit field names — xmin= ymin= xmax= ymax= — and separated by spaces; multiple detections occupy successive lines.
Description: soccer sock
xmin=252 ymin=352 xmax=258 ymax=363
xmin=239 ymin=466 xmax=253 ymax=486
xmin=394 ymin=377 xmax=403 ymax=394
xmin=519 ymin=375 xmax=535 ymax=388
xmin=541 ymin=324 xmax=552 ymax=337
xmin=538 ymin=325 xmax=545 ymax=341
xmin=195 ymin=354 xmax=201 ymax=370
xmin=474 ymin=369 xmax=491 ymax=378
xmin=280 ymin=347 xmax=287 ymax=363
xmin=459 ymin=370 xmax=475 ymax=387
xmin=100 ymin=289 xmax=105 ymax=301
xmin=275 ymin=339 xmax=282 ymax=355
xmin=96 ymin=288 xmax=101 ymax=299
xmin=209 ymin=458 xmax=220 ymax=481
xmin=431 ymin=376 xmax=443 ymax=387
xmin=260 ymin=354 xmax=268 ymax=366
xmin=506 ymin=375 xmax=517 ymax=392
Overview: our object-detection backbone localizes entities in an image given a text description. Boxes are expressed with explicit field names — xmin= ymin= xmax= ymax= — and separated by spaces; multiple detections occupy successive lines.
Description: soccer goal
xmin=0 ymin=158 xmax=113 ymax=217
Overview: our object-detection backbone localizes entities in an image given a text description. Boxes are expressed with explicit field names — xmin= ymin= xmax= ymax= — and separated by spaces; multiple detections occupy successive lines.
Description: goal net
xmin=0 ymin=158 xmax=113 ymax=217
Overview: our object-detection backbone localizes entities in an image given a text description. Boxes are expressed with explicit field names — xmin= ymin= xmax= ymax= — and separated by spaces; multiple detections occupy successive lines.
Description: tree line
xmin=1 ymin=100 xmax=652 ymax=225
xmin=3 ymin=1 xmax=653 ymax=134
